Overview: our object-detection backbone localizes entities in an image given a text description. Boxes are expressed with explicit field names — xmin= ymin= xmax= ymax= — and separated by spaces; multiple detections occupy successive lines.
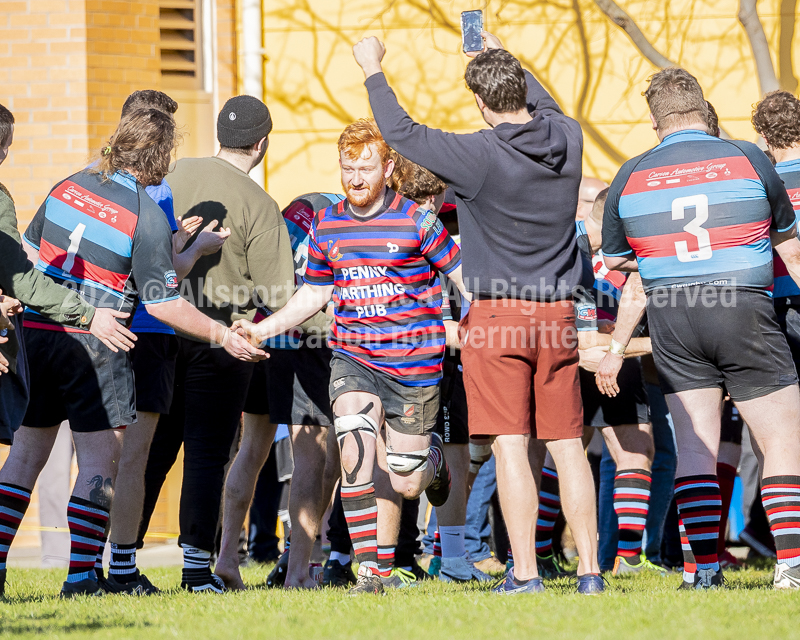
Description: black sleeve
xmin=130 ymin=192 xmax=181 ymax=304
xmin=523 ymin=70 xmax=563 ymax=117
xmin=601 ymin=160 xmax=637 ymax=258
xmin=734 ymin=141 xmax=796 ymax=232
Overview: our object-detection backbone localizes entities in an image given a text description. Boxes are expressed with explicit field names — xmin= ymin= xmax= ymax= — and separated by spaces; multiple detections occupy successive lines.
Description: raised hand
xmin=193 ymin=220 xmax=231 ymax=257
xmin=465 ymin=30 xmax=505 ymax=58
xmin=353 ymin=37 xmax=386 ymax=78
xmin=175 ymin=215 xmax=204 ymax=253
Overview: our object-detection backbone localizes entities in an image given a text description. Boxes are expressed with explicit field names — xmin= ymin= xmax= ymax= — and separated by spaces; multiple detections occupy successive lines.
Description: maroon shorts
xmin=460 ymin=298 xmax=582 ymax=440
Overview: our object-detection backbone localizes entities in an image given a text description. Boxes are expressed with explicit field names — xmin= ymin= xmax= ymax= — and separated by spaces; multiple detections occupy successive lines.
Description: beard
xmin=343 ymin=174 xmax=386 ymax=209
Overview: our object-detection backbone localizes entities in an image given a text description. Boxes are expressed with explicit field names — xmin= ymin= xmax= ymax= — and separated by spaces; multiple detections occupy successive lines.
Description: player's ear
xmin=384 ymin=158 xmax=395 ymax=179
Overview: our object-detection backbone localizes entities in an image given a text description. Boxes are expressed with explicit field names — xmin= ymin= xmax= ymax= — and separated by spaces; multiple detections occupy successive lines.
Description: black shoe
xmin=322 ymin=559 xmax=356 ymax=588
xmin=181 ymin=568 xmax=226 ymax=593
xmin=266 ymin=549 xmax=290 ymax=588
xmin=693 ymin=567 xmax=725 ymax=590
xmin=0 ymin=569 xmax=6 ymax=598
xmin=103 ymin=570 xmax=160 ymax=595
xmin=60 ymin=577 xmax=104 ymax=598
xmin=348 ymin=567 xmax=384 ymax=596
xmin=537 ymin=554 xmax=571 ymax=580
xmin=425 ymin=433 xmax=451 ymax=507
xmin=408 ymin=559 xmax=433 ymax=581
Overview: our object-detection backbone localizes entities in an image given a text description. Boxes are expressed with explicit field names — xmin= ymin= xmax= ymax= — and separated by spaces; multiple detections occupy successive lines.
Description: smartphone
xmin=461 ymin=10 xmax=484 ymax=53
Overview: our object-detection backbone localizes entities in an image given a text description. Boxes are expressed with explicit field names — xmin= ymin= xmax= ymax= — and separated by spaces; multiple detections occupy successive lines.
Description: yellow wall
xmin=261 ymin=0 xmax=800 ymax=208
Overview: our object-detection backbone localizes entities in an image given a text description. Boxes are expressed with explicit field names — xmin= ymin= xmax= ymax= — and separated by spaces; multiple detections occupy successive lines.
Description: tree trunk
xmin=593 ymin=0 xmax=676 ymax=69
xmin=738 ymin=0 xmax=781 ymax=95
xmin=779 ymin=0 xmax=799 ymax=93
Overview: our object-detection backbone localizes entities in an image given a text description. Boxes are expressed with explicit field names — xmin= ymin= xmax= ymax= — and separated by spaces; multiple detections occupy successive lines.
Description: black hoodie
xmin=366 ymin=69 xmax=583 ymax=301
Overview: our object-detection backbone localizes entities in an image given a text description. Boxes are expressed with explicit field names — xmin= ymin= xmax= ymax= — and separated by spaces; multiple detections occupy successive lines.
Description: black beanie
xmin=217 ymin=95 xmax=272 ymax=148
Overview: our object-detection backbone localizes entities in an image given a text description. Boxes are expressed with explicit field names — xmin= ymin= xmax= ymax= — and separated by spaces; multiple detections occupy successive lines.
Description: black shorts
xmin=580 ymin=358 xmax=650 ymax=427
xmin=329 ymin=352 xmax=439 ymax=436
xmin=720 ymin=398 xmax=743 ymax=445
xmin=435 ymin=360 xmax=469 ymax=444
xmin=243 ymin=359 xmax=270 ymax=416
xmin=131 ymin=333 xmax=178 ymax=415
xmin=23 ymin=328 xmax=135 ymax=432
xmin=648 ymin=287 xmax=798 ymax=401
xmin=268 ymin=346 xmax=333 ymax=426
xmin=775 ymin=302 xmax=800 ymax=367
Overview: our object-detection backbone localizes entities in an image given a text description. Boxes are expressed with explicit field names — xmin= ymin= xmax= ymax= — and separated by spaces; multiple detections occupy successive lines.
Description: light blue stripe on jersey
xmin=619 ymin=179 xmax=767 ymax=220
xmin=638 ymin=240 xmax=772 ymax=281
xmin=34 ymin=263 xmax=125 ymax=299
xmin=44 ymin=197 xmax=133 ymax=258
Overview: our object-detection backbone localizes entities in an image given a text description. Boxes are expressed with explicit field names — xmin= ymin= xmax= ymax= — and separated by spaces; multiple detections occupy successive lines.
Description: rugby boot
xmin=181 ymin=568 xmax=226 ymax=593
xmin=266 ymin=548 xmax=290 ymax=588
xmin=773 ymin=563 xmax=800 ymax=589
xmin=425 ymin=433 xmax=451 ymax=507
xmin=537 ymin=553 xmax=571 ymax=579
xmin=322 ymin=559 xmax=356 ymax=588
xmin=348 ymin=566 xmax=384 ymax=596
xmin=575 ymin=573 xmax=605 ymax=595
xmin=102 ymin=570 xmax=160 ymax=595
xmin=491 ymin=568 xmax=545 ymax=595
xmin=693 ymin=567 xmax=724 ymax=590
xmin=439 ymin=556 xmax=492 ymax=583
xmin=612 ymin=554 xmax=668 ymax=577
xmin=381 ymin=567 xmax=417 ymax=589
xmin=60 ymin=577 xmax=104 ymax=598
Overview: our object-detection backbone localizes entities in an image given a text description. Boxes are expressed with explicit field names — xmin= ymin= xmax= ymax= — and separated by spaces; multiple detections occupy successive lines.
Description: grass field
xmin=1 ymin=562 xmax=799 ymax=640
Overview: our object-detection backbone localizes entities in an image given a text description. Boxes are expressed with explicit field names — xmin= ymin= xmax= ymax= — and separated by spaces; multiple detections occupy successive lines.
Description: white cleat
xmin=774 ymin=562 xmax=800 ymax=589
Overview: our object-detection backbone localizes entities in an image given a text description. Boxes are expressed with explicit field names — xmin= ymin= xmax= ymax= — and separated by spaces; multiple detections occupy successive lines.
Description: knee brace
xmin=469 ymin=442 xmax=493 ymax=474
xmin=334 ymin=414 xmax=379 ymax=445
xmin=386 ymin=447 xmax=430 ymax=474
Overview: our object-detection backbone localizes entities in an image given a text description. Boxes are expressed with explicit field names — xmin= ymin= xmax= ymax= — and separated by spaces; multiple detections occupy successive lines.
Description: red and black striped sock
xmin=535 ymin=467 xmax=560 ymax=557
xmin=341 ymin=482 xmax=378 ymax=574
xmin=761 ymin=475 xmax=800 ymax=568
xmin=0 ymin=483 xmax=31 ymax=572
xmin=716 ymin=462 xmax=737 ymax=555
xmin=678 ymin=517 xmax=697 ymax=581
xmin=66 ymin=496 xmax=109 ymax=583
xmin=614 ymin=469 xmax=651 ymax=559
xmin=377 ymin=545 xmax=394 ymax=578
xmin=675 ymin=475 xmax=721 ymax=572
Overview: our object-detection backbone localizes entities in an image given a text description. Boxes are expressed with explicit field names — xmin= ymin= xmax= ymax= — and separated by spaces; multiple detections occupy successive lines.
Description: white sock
xmin=329 ymin=551 xmax=350 ymax=564
xmin=683 ymin=570 xmax=695 ymax=583
xmin=181 ymin=543 xmax=211 ymax=571
xmin=439 ymin=525 xmax=466 ymax=559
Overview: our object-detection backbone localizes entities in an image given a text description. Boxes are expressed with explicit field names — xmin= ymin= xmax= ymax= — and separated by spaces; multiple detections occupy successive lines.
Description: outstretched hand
xmin=232 ymin=318 xmax=262 ymax=347
xmin=465 ymin=30 xmax=505 ymax=58
xmin=222 ymin=327 xmax=267 ymax=362
xmin=175 ymin=215 xmax=204 ymax=253
xmin=353 ymin=37 xmax=386 ymax=78
xmin=193 ymin=219 xmax=231 ymax=257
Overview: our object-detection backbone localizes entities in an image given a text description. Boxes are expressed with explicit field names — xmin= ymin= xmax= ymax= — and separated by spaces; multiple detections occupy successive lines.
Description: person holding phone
xmin=352 ymin=32 xmax=603 ymax=594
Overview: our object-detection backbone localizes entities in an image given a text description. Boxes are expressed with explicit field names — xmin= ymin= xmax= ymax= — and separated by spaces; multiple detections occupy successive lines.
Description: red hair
xmin=338 ymin=118 xmax=390 ymax=164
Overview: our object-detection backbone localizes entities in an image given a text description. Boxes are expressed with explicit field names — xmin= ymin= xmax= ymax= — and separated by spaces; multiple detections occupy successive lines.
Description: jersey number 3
xmin=672 ymin=194 xmax=712 ymax=262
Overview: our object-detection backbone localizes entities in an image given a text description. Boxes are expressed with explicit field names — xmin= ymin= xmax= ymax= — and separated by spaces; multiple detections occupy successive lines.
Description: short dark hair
xmin=752 ymin=90 xmax=800 ymax=150
xmin=0 ymin=104 xmax=15 ymax=146
xmin=464 ymin=49 xmax=527 ymax=114
xmin=121 ymin=90 xmax=178 ymax=118
xmin=706 ymin=101 xmax=720 ymax=138
xmin=644 ymin=68 xmax=708 ymax=131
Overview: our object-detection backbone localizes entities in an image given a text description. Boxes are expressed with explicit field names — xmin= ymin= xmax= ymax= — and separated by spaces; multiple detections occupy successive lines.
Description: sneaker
xmin=474 ymin=555 xmax=506 ymax=575
xmin=322 ymin=559 xmax=356 ymax=588
xmin=381 ymin=567 xmax=417 ymax=589
xmin=537 ymin=553 xmax=570 ymax=579
xmin=575 ymin=573 xmax=605 ymax=595
xmin=407 ymin=560 xmax=433 ymax=581
xmin=266 ymin=549 xmax=290 ymax=588
xmin=491 ymin=568 xmax=545 ymax=595
xmin=773 ymin=562 xmax=800 ymax=589
xmin=428 ymin=556 xmax=441 ymax=577
xmin=181 ymin=568 xmax=226 ymax=593
xmin=348 ymin=566 xmax=384 ymax=596
xmin=102 ymin=571 xmax=160 ymax=595
xmin=440 ymin=556 xmax=492 ymax=583
xmin=612 ymin=554 xmax=668 ymax=576
xmin=60 ymin=577 xmax=104 ymax=598
xmin=719 ymin=549 xmax=744 ymax=571
xmin=425 ymin=433 xmax=451 ymax=507
xmin=693 ymin=567 xmax=724 ymax=590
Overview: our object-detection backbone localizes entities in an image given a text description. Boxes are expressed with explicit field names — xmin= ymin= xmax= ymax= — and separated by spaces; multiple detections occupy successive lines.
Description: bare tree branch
xmin=779 ymin=0 xmax=799 ymax=93
xmin=593 ymin=0 xmax=677 ymax=69
xmin=738 ymin=0 xmax=780 ymax=95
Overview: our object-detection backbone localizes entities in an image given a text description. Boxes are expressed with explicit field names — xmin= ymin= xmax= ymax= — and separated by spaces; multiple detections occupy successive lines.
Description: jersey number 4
xmin=672 ymin=194 xmax=712 ymax=262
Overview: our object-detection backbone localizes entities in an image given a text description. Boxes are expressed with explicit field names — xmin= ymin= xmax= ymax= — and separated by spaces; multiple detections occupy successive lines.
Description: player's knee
xmin=385 ymin=448 xmax=429 ymax=475
xmin=334 ymin=414 xmax=377 ymax=472
xmin=389 ymin=473 xmax=423 ymax=500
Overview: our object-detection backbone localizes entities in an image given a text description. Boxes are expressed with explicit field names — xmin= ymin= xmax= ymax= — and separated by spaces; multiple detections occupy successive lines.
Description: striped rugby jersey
xmin=23 ymin=170 xmax=180 ymax=332
xmin=303 ymin=189 xmax=461 ymax=386
xmin=602 ymin=130 xmax=796 ymax=292
xmin=772 ymin=158 xmax=800 ymax=300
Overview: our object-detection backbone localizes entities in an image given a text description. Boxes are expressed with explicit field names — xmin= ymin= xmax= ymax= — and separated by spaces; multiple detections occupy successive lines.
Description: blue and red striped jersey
xmin=602 ymin=130 xmax=795 ymax=292
xmin=772 ymin=159 xmax=800 ymax=300
xmin=23 ymin=170 xmax=180 ymax=332
xmin=303 ymin=189 xmax=461 ymax=386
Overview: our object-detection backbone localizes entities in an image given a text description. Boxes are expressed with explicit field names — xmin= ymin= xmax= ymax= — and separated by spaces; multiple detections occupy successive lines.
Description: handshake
xmin=232 ymin=318 xmax=264 ymax=347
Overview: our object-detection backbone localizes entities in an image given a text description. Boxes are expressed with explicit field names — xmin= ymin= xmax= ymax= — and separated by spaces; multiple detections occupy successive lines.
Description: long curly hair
xmin=752 ymin=90 xmax=800 ymax=150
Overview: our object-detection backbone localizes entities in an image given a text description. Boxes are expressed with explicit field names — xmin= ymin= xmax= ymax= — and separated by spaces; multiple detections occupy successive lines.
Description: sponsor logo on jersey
xmin=333 ymin=378 xmax=346 ymax=390
xmin=328 ymin=238 xmax=343 ymax=262
xmin=401 ymin=417 xmax=416 ymax=425
xmin=576 ymin=303 xmax=597 ymax=322
xmin=387 ymin=242 xmax=399 ymax=253
xmin=420 ymin=211 xmax=437 ymax=232
xmin=164 ymin=270 xmax=178 ymax=288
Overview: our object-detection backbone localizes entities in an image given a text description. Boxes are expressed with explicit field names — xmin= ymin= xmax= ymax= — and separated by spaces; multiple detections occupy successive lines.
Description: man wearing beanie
xmin=138 ymin=95 xmax=298 ymax=592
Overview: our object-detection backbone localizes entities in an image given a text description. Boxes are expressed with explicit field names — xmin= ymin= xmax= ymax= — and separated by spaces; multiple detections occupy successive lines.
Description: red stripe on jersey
xmin=52 ymin=180 xmax=137 ymax=237
xmin=39 ymin=238 xmax=129 ymax=291
xmin=627 ymin=220 xmax=770 ymax=258
xmin=622 ymin=156 xmax=758 ymax=196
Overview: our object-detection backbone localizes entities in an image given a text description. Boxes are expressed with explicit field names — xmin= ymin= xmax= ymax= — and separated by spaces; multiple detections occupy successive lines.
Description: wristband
xmin=609 ymin=339 xmax=627 ymax=357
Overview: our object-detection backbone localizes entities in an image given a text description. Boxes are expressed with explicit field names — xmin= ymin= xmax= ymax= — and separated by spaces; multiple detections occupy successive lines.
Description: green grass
xmin=1 ymin=563 xmax=799 ymax=640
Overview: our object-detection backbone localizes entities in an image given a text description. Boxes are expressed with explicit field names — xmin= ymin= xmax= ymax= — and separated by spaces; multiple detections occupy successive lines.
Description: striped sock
xmin=66 ymin=496 xmax=109 ymax=583
xmin=341 ymin=482 xmax=378 ymax=573
xmin=536 ymin=467 xmax=560 ymax=556
xmin=0 ymin=483 xmax=31 ymax=571
xmin=678 ymin=517 xmax=698 ymax=582
xmin=675 ymin=475 xmax=721 ymax=572
xmin=95 ymin=538 xmax=106 ymax=576
xmin=377 ymin=545 xmax=394 ymax=578
xmin=716 ymin=462 xmax=737 ymax=555
xmin=614 ymin=469 xmax=652 ymax=558
xmin=761 ymin=475 xmax=800 ymax=568
xmin=109 ymin=543 xmax=138 ymax=582
xmin=428 ymin=446 xmax=442 ymax=474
